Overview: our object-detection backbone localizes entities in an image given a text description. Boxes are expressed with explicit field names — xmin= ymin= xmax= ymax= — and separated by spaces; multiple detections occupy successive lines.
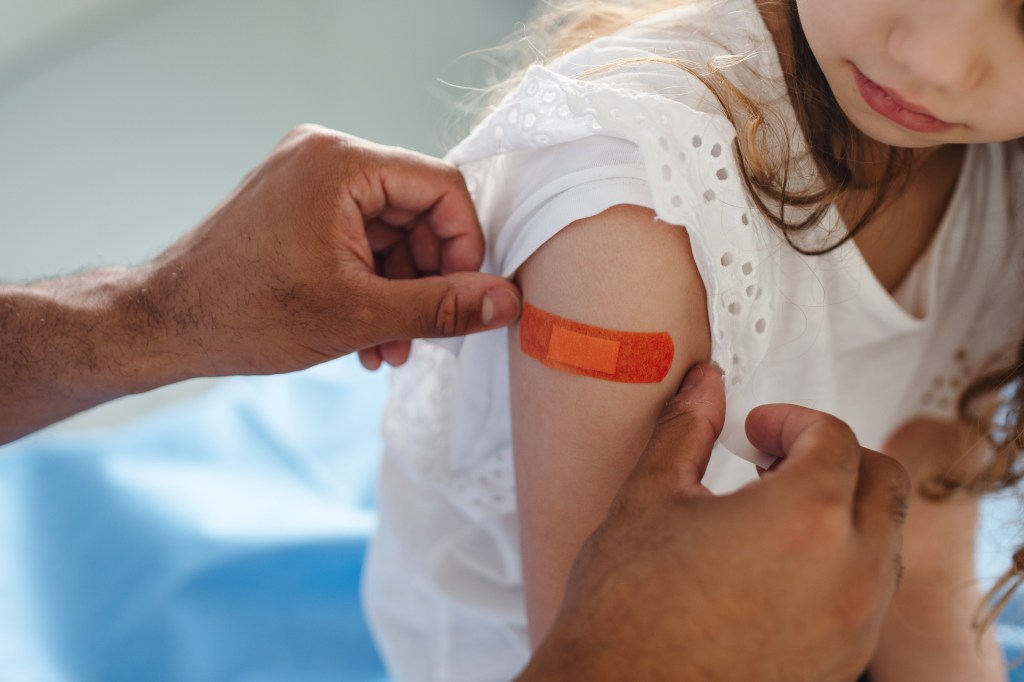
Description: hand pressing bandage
xmin=519 ymin=303 xmax=674 ymax=383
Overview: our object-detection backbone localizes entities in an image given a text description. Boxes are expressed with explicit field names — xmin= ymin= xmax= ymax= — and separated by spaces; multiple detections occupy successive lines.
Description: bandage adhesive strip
xmin=519 ymin=303 xmax=674 ymax=383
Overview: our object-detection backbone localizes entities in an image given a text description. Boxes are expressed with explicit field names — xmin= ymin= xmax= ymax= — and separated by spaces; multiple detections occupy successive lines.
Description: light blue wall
xmin=0 ymin=0 xmax=534 ymax=281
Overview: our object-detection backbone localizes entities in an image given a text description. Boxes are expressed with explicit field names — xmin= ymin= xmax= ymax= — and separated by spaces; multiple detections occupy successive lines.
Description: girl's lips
xmin=852 ymin=66 xmax=955 ymax=134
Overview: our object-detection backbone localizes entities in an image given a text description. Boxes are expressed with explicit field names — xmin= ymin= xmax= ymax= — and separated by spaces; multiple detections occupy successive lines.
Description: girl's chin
xmin=844 ymin=111 xmax=953 ymax=150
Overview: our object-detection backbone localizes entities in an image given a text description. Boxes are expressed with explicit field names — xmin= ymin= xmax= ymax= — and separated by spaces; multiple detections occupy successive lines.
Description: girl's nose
xmin=887 ymin=9 xmax=988 ymax=96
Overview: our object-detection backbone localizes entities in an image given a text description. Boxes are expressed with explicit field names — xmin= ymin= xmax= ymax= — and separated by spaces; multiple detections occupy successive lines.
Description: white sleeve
xmin=477 ymin=135 xmax=654 ymax=277
xmin=451 ymin=65 xmax=781 ymax=467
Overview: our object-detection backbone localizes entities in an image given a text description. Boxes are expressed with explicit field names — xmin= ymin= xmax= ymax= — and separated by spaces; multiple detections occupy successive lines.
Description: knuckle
xmin=292 ymin=122 xmax=320 ymax=137
xmin=868 ymin=452 xmax=911 ymax=524
xmin=889 ymin=482 xmax=910 ymax=525
xmin=816 ymin=414 xmax=858 ymax=445
xmin=284 ymin=123 xmax=326 ymax=148
xmin=430 ymin=283 xmax=469 ymax=336
xmin=880 ymin=453 xmax=911 ymax=493
xmin=442 ymin=162 xmax=467 ymax=186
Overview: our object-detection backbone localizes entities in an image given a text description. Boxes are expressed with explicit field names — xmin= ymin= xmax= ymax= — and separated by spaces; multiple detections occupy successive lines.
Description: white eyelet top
xmin=363 ymin=1 xmax=1024 ymax=680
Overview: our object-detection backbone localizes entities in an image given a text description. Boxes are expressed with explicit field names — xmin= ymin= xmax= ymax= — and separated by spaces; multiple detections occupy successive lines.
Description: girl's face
xmin=796 ymin=0 xmax=1024 ymax=148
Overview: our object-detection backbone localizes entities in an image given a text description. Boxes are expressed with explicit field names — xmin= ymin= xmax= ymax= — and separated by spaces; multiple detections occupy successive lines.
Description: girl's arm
xmin=509 ymin=204 xmax=713 ymax=645
xmin=869 ymin=419 xmax=1007 ymax=681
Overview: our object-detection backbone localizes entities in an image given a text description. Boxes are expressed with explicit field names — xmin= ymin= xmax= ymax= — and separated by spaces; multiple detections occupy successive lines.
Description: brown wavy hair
xmin=480 ymin=0 xmax=1024 ymax=628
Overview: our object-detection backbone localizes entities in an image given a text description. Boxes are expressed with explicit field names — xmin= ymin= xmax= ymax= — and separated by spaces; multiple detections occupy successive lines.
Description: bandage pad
xmin=519 ymin=303 xmax=674 ymax=383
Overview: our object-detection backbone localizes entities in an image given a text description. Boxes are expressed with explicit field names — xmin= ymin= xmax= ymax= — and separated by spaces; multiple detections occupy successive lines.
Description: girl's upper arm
xmin=509 ymin=203 xmax=712 ymax=645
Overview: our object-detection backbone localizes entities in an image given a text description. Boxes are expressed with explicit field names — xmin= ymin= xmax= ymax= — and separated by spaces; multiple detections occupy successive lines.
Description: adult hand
xmin=1 ymin=126 xmax=521 ymax=444
xmin=143 ymin=124 xmax=521 ymax=376
xmin=520 ymin=364 xmax=910 ymax=682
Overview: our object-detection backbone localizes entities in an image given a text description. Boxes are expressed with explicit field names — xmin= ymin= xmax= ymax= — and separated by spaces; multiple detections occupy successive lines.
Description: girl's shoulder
xmin=447 ymin=0 xmax=788 ymax=445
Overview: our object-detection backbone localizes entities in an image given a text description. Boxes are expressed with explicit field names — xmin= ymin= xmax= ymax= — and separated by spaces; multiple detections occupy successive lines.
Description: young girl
xmin=364 ymin=0 xmax=1024 ymax=679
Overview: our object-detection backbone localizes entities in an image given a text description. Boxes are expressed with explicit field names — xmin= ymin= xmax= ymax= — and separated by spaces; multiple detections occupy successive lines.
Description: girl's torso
xmin=363 ymin=0 xmax=1024 ymax=679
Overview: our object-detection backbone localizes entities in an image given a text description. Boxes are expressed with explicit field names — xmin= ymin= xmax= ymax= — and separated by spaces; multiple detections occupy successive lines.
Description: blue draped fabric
xmin=0 ymin=358 xmax=389 ymax=682
xmin=1 ymin=355 xmax=1022 ymax=680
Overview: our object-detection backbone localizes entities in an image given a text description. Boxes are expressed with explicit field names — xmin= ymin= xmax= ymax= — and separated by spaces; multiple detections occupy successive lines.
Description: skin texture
xmin=0 ymin=125 xmax=522 ymax=445
xmin=0 ymin=126 xmax=916 ymax=678
xmin=518 ymin=363 xmax=910 ymax=682
xmin=511 ymin=204 xmax=710 ymax=644
xmin=794 ymin=0 xmax=1024 ymax=148
xmin=760 ymin=0 xmax=1020 ymax=677
xmin=869 ymin=419 xmax=1006 ymax=681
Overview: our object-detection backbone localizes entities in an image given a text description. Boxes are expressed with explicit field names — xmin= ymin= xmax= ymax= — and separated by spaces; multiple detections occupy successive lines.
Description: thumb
xmin=626 ymin=363 xmax=726 ymax=497
xmin=370 ymin=271 xmax=522 ymax=342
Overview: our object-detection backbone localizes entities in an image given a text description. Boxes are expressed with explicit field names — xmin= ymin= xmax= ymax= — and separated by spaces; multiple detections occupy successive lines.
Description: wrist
xmin=109 ymin=260 xmax=211 ymax=392
xmin=52 ymin=266 xmax=188 ymax=396
xmin=0 ymin=267 xmax=188 ymax=442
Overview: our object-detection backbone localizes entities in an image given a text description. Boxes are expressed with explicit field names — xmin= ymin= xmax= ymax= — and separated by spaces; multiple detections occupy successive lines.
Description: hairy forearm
xmin=0 ymin=266 xmax=189 ymax=444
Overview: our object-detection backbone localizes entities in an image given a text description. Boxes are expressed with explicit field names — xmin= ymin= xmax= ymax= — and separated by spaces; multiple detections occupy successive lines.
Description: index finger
xmin=745 ymin=404 xmax=862 ymax=507
xmin=375 ymin=148 xmax=484 ymax=275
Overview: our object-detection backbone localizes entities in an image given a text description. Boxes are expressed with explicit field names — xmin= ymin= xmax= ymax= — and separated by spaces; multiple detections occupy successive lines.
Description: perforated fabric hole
xmin=678 ymin=152 xmax=687 ymax=164
xmin=692 ymin=135 xmax=703 ymax=148
xmin=557 ymin=104 xmax=571 ymax=118
xmin=742 ymin=262 xmax=753 ymax=276
xmin=662 ymin=165 xmax=673 ymax=181
xmin=721 ymin=252 xmax=735 ymax=267
xmin=671 ymin=195 xmax=683 ymax=208
xmin=542 ymin=89 xmax=558 ymax=103
xmin=659 ymin=136 xmax=670 ymax=151
xmin=755 ymin=319 xmax=767 ymax=334
xmin=523 ymin=112 xmax=537 ymax=129
xmin=728 ymin=302 xmax=742 ymax=315
xmin=533 ymin=133 xmax=551 ymax=145
xmin=710 ymin=143 xmax=722 ymax=157
xmin=741 ymin=213 xmax=750 ymax=226
xmin=703 ymin=189 xmax=716 ymax=202
xmin=716 ymin=168 xmax=729 ymax=180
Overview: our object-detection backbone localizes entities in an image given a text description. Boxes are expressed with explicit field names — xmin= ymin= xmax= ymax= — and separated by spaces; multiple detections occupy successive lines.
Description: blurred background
xmin=0 ymin=4 xmax=541 ymax=680
xmin=0 ymin=0 xmax=533 ymax=431
xmin=1 ymin=2 xmax=1023 ymax=681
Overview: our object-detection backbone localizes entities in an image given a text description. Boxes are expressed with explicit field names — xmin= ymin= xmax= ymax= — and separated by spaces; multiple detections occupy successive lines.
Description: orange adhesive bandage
xmin=519 ymin=303 xmax=674 ymax=384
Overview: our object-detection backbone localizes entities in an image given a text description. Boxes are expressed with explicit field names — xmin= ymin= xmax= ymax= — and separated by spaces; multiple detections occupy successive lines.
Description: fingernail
xmin=482 ymin=287 xmax=521 ymax=327
xmin=481 ymin=296 xmax=495 ymax=326
xmin=679 ymin=364 xmax=706 ymax=393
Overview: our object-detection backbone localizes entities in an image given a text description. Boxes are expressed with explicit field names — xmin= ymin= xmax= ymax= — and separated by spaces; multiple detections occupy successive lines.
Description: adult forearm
xmin=0 ymin=266 xmax=183 ymax=444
